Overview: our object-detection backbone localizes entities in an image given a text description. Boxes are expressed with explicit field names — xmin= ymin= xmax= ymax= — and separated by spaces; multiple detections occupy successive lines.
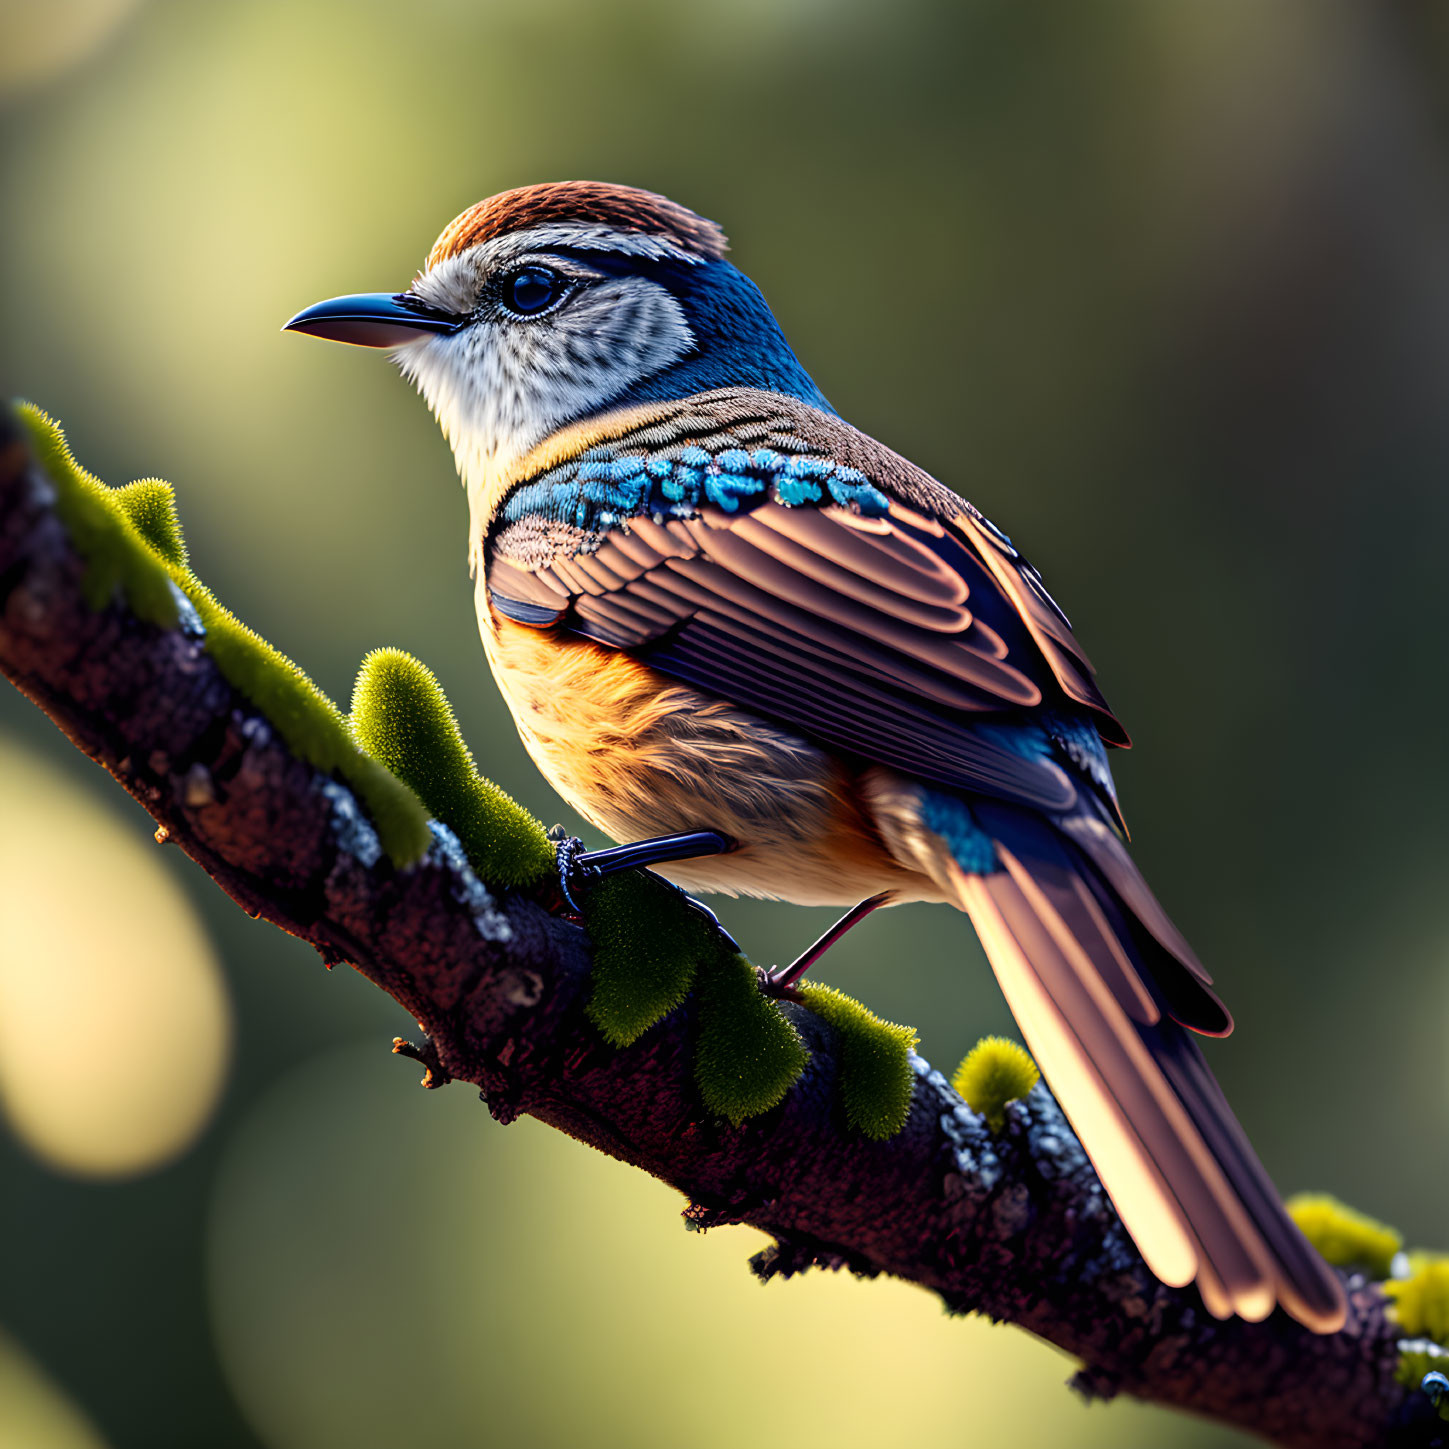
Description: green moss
xmin=18 ymin=404 xmax=180 ymax=626
xmin=1388 ymin=1255 xmax=1449 ymax=1342
xmin=113 ymin=478 xmax=188 ymax=570
xmin=1286 ymin=1194 xmax=1402 ymax=1280
xmin=952 ymin=1036 xmax=1040 ymax=1131
xmin=585 ymin=882 xmax=820 ymax=1125
xmin=166 ymin=590 xmax=430 ymax=867
xmin=13 ymin=403 xmax=859 ymax=1132
xmin=349 ymin=648 xmax=554 ymax=888
xmin=582 ymin=871 xmax=817 ymax=1119
xmin=583 ymin=871 xmax=713 ymax=1046
xmin=16 ymin=403 xmax=431 ymax=868
xmin=797 ymin=983 xmax=917 ymax=1139
xmin=693 ymin=950 xmax=808 ymax=1126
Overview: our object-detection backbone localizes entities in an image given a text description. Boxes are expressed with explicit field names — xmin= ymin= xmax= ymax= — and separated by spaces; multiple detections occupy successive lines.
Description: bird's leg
xmin=574 ymin=830 xmax=735 ymax=877
xmin=767 ymin=891 xmax=896 ymax=992
xmin=549 ymin=826 xmax=735 ymax=913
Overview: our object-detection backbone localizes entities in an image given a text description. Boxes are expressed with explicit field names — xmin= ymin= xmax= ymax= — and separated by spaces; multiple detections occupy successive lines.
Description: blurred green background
xmin=3 ymin=1 xmax=1449 ymax=1444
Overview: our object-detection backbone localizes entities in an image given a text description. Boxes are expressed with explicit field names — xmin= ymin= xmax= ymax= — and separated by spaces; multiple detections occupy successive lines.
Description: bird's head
xmin=286 ymin=182 xmax=828 ymax=519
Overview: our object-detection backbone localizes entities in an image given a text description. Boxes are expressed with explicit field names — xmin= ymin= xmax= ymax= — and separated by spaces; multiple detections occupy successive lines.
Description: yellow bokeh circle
xmin=0 ymin=736 xmax=230 ymax=1177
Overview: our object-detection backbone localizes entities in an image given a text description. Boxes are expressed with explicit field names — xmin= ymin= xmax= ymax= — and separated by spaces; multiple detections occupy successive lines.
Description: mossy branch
xmin=0 ymin=401 xmax=1439 ymax=1449
xmin=952 ymin=1035 xmax=1040 ymax=1132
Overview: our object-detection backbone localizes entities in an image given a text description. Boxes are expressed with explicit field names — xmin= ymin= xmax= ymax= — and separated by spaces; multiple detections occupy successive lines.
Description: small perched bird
xmin=287 ymin=181 xmax=1345 ymax=1332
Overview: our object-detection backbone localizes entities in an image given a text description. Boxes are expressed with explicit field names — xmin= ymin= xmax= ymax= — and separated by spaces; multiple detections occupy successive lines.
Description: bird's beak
xmin=282 ymin=292 xmax=465 ymax=348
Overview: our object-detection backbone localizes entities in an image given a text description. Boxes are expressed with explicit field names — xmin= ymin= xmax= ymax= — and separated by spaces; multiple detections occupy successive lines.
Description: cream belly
xmin=477 ymin=597 xmax=941 ymax=907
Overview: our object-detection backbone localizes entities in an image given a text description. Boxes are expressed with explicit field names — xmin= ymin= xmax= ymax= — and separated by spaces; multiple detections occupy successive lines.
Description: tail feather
xmin=1149 ymin=1031 xmax=1346 ymax=1331
xmin=936 ymin=803 xmax=1345 ymax=1333
xmin=972 ymin=853 xmax=1277 ymax=1317
xmin=1058 ymin=814 xmax=1219 ymax=995
xmin=1070 ymin=841 xmax=1233 ymax=1037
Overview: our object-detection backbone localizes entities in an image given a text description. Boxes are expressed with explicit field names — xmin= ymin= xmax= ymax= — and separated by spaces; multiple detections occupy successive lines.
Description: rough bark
xmin=0 ymin=406 xmax=1437 ymax=1449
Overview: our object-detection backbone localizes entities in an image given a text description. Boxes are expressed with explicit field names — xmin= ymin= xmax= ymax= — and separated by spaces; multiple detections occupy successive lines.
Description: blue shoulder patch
xmin=500 ymin=441 xmax=891 ymax=546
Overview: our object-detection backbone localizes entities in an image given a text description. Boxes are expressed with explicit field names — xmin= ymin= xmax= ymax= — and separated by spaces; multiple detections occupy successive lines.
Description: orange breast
xmin=479 ymin=611 xmax=929 ymax=905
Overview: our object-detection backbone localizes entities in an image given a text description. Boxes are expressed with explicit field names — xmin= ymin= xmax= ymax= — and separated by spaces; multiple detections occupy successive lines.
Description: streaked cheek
xmin=545 ymin=282 xmax=692 ymax=402
xmin=393 ymin=278 xmax=695 ymax=475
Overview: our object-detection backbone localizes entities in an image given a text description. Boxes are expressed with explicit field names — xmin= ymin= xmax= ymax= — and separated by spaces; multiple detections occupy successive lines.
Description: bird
xmin=285 ymin=180 xmax=1347 ymax=1333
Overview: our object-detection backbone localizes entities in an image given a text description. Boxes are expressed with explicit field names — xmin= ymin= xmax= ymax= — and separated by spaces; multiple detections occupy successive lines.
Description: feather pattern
xmin=486 ymin=391 xmax=1123 ymax=791
xmin=476 ymin=385 xmax=1346 ymax=1334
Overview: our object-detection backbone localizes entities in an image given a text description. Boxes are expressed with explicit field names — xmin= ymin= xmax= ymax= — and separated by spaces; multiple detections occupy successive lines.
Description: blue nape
xmin=626 ymin=257 xmax=834 ymax=413
xmin=920 ymin=790 xmax=999 ymax=875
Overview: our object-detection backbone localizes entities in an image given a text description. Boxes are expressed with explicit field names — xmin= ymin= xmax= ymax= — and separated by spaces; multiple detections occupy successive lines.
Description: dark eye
xmin=502 ymin=265 xmax=566 ymax=316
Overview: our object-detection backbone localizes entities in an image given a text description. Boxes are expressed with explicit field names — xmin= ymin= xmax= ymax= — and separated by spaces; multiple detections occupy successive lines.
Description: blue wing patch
xmin=499 ymin=443 xmax=891 ymax=549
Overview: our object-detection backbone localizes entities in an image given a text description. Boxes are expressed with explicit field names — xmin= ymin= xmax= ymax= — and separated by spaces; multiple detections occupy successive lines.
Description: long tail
xmin=931 ymin=798 xmax=1346 ymax=1333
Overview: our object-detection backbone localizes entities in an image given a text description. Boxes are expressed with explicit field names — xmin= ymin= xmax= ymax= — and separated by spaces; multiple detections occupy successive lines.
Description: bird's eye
xmin=502 ymin=266 xmax=566 ymax=316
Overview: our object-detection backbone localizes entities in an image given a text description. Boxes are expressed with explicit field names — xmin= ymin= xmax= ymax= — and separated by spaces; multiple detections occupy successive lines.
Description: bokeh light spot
xmin=0 ymin=1327 xmax=111 ymax=1449
xmin=0 ymin=0 xmax=148 ymax=96
xmin=0 ymin=736 xmax=230 ymax=1178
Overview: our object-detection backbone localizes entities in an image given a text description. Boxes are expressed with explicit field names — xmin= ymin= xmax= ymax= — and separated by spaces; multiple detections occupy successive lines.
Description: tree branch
xmin=0 ymin=405 xmax=1434 ymax=1448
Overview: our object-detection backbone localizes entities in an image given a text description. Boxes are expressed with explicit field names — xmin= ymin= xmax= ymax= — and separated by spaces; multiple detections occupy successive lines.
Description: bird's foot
xmin=548 ymin=827 xmax=590 ymax=913
xmin=756 ymin=964 xmax=803 ymax=1002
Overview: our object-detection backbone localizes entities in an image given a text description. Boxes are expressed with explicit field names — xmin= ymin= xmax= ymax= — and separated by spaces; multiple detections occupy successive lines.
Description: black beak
xmin=282 ymin=293 xmax=465 ymax=348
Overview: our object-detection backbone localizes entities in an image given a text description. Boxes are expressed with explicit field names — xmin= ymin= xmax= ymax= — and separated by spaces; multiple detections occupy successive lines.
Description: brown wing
xmin=490 ymin=484 xmax=1350 ymax=1328
xmin=483 ymin=398 xmax=1348 ymax=1331
xmin=489 ymin=494 xmax=1126 ymax=818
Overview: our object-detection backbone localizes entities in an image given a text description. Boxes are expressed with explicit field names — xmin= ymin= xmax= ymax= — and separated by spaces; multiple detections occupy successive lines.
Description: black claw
xmin=554 ymin=834 xmax=589 ymax=913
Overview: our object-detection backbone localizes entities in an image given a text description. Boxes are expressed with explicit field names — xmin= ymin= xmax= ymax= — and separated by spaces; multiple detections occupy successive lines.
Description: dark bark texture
xmin=0 ymin=405 xmax=1438 ymax=1448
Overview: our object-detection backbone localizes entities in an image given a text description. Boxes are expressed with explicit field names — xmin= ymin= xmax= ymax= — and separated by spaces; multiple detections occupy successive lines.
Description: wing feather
xmin=746 ymin=504 xmax=970 ymax=605
xmin=488 ymin=437 xmax=1121 ymax=811
xmin=730 ymin=514 xmax=972 ymax=623
xmin=652 ymin=555 xmax=1020 ymax=713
